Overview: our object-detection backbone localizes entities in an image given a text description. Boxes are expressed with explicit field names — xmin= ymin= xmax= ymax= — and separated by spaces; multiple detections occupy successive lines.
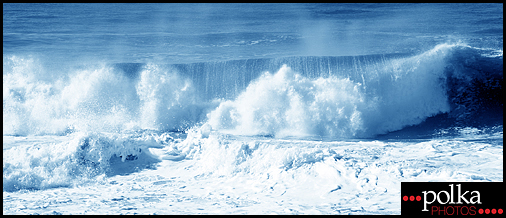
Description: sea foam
xmin=208 ymin=44 xmax=455 ymax=138
xmin=3 ymin=43 xmax=502 ymax=138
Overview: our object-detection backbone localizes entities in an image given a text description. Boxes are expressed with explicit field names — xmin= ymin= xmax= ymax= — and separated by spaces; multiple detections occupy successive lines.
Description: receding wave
xmin=3 ymin=43 xmax=503 ymax=138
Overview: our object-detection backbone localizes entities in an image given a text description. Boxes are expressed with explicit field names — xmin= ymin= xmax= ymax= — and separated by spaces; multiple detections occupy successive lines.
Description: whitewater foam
xmin=207 ymin=65 xmax=366 ymax=138
xmin=208 ymin=44 xmax=460 ymax=138
xmin=3 ymin=131 xmax=164 ymax=192
xmin=136 ymin=63 xmax=202 ymax=131
xmin=3 ymin=3 xmax=503 ymax=214
xmin=3 ymin=43 xmax=502 ymax=139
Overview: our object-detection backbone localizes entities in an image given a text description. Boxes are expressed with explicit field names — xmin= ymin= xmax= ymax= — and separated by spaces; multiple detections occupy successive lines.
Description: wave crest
xmin=208 ymin=65 xmax=365 ymax=138
xmin=3 ymin=43 xmax=502 ymax=138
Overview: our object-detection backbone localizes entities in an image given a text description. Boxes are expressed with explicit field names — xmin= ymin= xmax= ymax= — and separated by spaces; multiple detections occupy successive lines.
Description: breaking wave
xmin=3 ymin=43 xmax=503 ymax=138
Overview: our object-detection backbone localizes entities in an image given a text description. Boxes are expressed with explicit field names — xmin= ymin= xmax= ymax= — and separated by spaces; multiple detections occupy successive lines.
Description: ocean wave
xmin=3 ymin=43 xmax=502 ymax=138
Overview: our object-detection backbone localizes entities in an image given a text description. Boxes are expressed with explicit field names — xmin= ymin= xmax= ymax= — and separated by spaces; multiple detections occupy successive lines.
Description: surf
xmin=3 ymin=43 xmax=503 ymax=138
xmin=2 ymin=42 xmax=503 ymax=199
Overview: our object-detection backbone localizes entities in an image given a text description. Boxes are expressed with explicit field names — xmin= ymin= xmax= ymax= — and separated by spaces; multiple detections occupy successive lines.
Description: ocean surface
xmin=3 ymin=3 xmax=503 ymax=214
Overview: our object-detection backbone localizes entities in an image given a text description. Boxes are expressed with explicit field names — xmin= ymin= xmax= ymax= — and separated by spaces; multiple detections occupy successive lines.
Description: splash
xmin=3 ymin=43 xmax=502 ymax=138
xmin=207 ymin=44 xmax=461 ymax=138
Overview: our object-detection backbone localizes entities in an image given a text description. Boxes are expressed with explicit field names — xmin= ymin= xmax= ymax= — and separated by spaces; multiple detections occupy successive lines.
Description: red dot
xmin=491 ymin=209 xmax=496 ymax=214
xmin=410 ymin=196 xmax=414 ymax=201
xmin=416 ymin=196 xmax=421 ymax=201
xmin=479 ymin=209 xmax=484 ymax=214
xmin=403 ymin=196 xmax=408 ymax=201
xmin=485 ymin=209 xmax=490 ymax=214
xmin=498 ymin=209 xmax=503 ymax=214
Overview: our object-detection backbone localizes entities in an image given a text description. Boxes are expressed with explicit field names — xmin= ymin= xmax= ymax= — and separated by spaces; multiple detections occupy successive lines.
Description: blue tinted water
xmin=3 ymin=3 xmax=503 ymax=215
xmin=4 ymin=3 xmax=502 ymax=64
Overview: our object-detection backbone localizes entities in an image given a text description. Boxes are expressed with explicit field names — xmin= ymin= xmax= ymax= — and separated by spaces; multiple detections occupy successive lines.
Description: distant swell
xmin=3 ymin=43 xmax=503 ymax=138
